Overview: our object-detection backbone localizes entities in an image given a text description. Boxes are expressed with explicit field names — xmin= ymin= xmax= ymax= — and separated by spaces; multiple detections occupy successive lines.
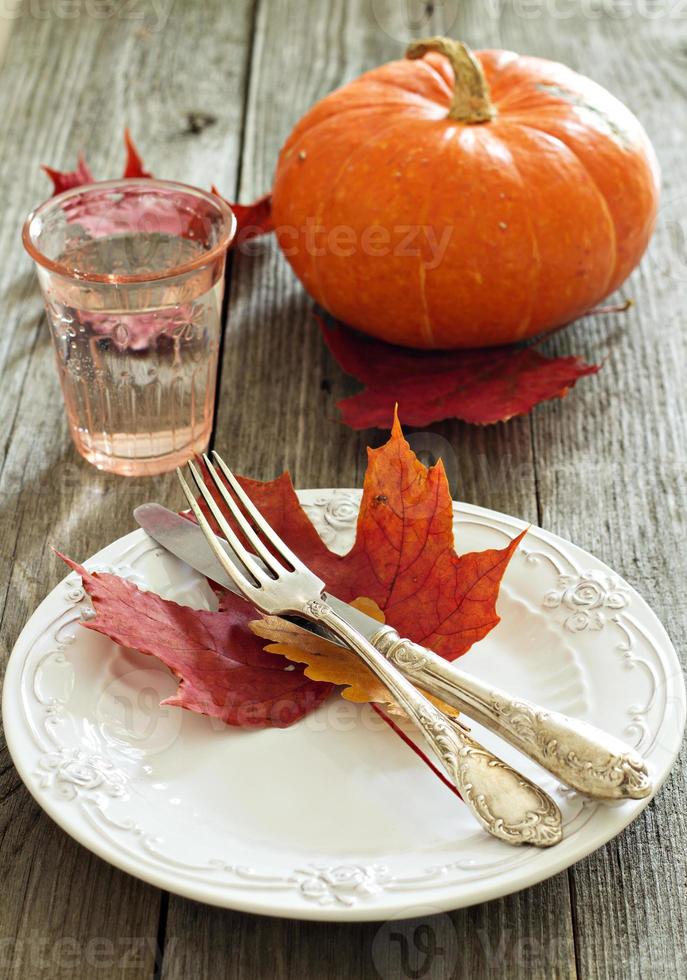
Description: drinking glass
xmin=23 ymin=179 xmax=236 ymax=476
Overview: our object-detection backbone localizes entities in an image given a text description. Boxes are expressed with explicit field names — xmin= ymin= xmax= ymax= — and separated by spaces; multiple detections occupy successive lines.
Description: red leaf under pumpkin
xmin=319 ymin=314 xmax=601 ymax=428
xmin=58 ymin=554 xmax=332 ymax=728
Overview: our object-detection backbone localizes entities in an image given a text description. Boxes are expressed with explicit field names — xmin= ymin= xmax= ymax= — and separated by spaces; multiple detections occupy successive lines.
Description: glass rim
xmin=22 ymin=177 xmax=237 ymax=285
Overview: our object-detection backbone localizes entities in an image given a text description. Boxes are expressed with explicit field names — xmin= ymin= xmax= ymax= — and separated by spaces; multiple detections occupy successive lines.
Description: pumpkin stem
xmin=406 ymin=37 xmax=495 ymax=124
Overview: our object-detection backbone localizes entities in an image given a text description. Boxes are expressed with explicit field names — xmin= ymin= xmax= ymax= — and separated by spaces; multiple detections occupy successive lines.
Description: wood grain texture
xmin=161 ymin=875 xmax=576 ymax=980
xmin=0 ymin=0 xmax=685 ymax=978
xmin=183 ymin=2 xmax=571 ymax=978
xmin=0 ymin=2 xmax=255 ymax=977
xmin=213 ymin=0 xmax=540 ymax=522
xmin=498 ymin=7 xmax=687 ymax=979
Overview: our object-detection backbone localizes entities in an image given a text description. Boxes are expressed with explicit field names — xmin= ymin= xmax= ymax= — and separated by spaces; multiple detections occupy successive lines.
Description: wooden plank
xmin=212 ymin=0 xmax=539 ymax=521
xmin=497 ymin=6 xmax=687 ymax=980
xmin=162 ymin=875 xmax=576 ymax=980
xmin=0 ymin=2 xmax=255 ymax=977
xmin=168 ymin=2 xmax=575 ymax=978
xmin=3 ymin=0 xmax=682 ymax=977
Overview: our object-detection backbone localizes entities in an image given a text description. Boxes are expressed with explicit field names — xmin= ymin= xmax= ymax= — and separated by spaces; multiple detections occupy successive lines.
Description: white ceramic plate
xmin=3 ymin=491 xmax=685 ymax=921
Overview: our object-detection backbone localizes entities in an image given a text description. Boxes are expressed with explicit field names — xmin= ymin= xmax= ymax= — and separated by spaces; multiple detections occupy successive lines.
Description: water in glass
xmin=45 ymin=233 xmax=223 ymax=475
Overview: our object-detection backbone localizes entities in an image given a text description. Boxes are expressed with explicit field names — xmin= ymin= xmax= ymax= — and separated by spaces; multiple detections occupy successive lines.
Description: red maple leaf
xmin=42 ymin=131 xmax=272 ymax=243
xmin=62 ymin=418 xmax=522 ymax=727
xmin=211 ymin=187 xmax=273 ymax=241
xmin=42 ymin=153 xmax=94 ymax=194
xmin=122 ymin=128 xmax=152 ymax=178
xmin=319 ymin=314 xmax=600 ymax=428
xmin=59 ymin=553 xmax=332 ymax=728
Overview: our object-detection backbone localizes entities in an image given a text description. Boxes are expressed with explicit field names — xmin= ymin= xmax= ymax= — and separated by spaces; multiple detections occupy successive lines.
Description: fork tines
xmin=176 ymin=452 xmax=308 ymax=602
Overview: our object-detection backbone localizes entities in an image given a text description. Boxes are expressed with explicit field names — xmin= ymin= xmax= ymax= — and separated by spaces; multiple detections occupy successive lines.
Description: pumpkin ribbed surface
xmin=272 ymin=42 xmax=659 ymax=348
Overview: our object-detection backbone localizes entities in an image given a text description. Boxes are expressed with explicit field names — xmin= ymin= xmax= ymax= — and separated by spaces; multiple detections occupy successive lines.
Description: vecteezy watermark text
xmin=0 ymin=0 xmax=169 ymax=30
xmin=370 ymin=0 xmax=687 ymax=42
xmin=0 ymin=934 xmax=176 ymax=971
xmin=239 ymin=221 xmax=454 ymax=270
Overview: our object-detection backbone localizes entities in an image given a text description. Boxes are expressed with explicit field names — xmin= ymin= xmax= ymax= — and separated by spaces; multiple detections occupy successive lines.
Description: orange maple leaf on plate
xmin=207 ymin=412 xmax=525 ymax=668
xmin=251 ymin=598 xmax=460 ymax=716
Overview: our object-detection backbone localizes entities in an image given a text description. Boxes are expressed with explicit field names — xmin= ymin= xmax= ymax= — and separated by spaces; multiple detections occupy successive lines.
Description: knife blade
xmin=133 ymin=502 xmax=376 ymax=638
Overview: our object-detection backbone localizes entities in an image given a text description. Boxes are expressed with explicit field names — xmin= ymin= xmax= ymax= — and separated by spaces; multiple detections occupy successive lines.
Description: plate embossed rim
xmin=3 ymin=492 xmax=685 ymax=920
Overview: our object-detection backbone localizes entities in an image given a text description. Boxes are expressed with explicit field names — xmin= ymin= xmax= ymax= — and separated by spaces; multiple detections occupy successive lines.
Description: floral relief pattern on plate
xmin=3 ymin=492 xmax=684 ymax=919
xmin=543 ymin=572 xmax=630 ymax=633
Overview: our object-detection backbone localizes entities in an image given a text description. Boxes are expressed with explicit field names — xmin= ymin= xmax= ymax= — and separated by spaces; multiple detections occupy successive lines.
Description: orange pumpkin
xmin=272 ymin=38 xmax=659 ymax=349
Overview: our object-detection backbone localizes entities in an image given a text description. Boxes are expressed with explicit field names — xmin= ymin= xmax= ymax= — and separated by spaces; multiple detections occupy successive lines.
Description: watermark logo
xmin=371 ymin=906 xmax=459 ymax=979
xmin=650 ymin=192 xmax=687 ymax=282
xmin=371 ymin=0 xmax=461 ymax=42
xmin=95 ymin=667 xmax=182 ymax=755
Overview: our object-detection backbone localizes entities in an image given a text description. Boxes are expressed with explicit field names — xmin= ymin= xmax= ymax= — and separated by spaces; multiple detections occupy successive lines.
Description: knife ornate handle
xmin=307 ymin=602 xmax=562 ymax=848
xmin=370 ymin=625 xmax=652 ymax=801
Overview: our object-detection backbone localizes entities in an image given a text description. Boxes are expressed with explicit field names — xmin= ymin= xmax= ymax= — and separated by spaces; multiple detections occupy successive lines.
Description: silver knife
xmin=134 ymin=502 xmax=652 ymax=801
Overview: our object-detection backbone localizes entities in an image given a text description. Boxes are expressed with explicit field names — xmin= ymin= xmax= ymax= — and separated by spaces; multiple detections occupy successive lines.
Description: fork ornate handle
xmin=369 ymin=625 xmax=652 ymax=801
xmin=304 ymin=600 xmax=563 ymax=848
xmin=177 ymin=453 xmax=563 ymax=848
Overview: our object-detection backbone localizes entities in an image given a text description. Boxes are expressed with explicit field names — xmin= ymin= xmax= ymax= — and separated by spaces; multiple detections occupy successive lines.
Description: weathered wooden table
xmin=1 ymin=1 xmax=685 ymax=977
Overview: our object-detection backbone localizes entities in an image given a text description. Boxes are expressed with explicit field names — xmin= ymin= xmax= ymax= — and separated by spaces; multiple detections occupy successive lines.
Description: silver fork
xmin=177 ymin=453 xmax=563 ymax=848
